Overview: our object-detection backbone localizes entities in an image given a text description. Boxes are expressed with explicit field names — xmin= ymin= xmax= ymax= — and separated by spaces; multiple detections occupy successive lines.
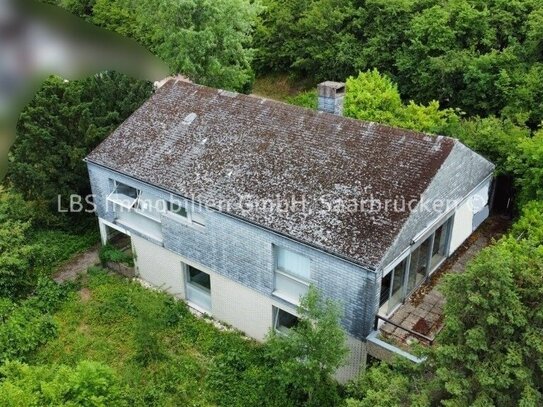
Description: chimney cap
xmin=317 ymin=81 xmax=345 ymax=97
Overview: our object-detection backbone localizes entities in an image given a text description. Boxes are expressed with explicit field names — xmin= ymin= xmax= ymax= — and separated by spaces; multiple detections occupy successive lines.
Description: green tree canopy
xmin=71 ymin=0 xmax=261 ymax=92
xmin=433 ymin=205 xmax=543 ymax=405
xmin=257 ymin=0 xmax=543 ymax=126
xmin=8 ymin=73 xmax=152 ymax=213
xmin=266 ymin=287 xmax=348 ymax=406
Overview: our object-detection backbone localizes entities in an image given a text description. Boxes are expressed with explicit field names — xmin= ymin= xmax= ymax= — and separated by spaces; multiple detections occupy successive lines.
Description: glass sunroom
xmin=379 ymin=217 xmax=453 ymax=316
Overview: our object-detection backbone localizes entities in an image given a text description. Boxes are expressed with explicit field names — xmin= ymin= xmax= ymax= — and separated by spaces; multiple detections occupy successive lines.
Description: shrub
xmin=285 ymin=90 xmax=317 ymax=109
xmin=0 ymin=302 xmax=57 ymax=363
xmin=0 ymin=360 xmax=128 ymax=406
xmin=265 ymin=287 xmax=348 ymax=406
xmin=99 ymin=244 xmax=134 ymax=267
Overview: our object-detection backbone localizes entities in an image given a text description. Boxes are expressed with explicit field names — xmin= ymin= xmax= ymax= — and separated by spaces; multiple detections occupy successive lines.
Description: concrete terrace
xmin=378 ymin=216 xmax=511 ymax=349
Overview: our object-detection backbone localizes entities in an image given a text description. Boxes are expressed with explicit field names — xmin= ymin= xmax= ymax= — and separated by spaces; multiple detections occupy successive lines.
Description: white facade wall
xmin=449 ymin=177 xmax=492 ymax=253
xmin=449 ymin=199 xmax=473 ymax=253
xmin=129 ymin=229 xmax=364 ymax=381
xmin=132 ymin=234 xmax=186 ymax=298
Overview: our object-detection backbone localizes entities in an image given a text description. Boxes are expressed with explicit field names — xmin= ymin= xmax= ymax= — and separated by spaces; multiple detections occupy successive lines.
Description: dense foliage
xmin=0 ymin=189 xmax=97 ymax=298
xmin=432 ymin=201 xmax=543 ymax=405
xmin=0 ymin=360 xmax=127 ymax=406
xmin=49 ymin=0 xmax=261 ymax=92
xmin=0 ymin=278 xmax=68 ymax=364
xmin=256 ymin=0 xmax=543 ymax=127
xmin=8 ymin=73 xmax=152 ymax=214
xmin=266 ymin=287 xmax=348 ymax=406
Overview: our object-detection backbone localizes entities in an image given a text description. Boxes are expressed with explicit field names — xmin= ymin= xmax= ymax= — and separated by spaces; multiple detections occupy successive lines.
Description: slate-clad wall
xmin=380 ymin=140 xmax=494 ymax=269
xmin=88 ymin=162 xmax=378 ymax=339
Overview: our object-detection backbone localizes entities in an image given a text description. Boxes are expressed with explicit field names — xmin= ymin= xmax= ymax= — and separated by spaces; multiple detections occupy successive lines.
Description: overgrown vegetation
xmin=4 ymin=0 xmax=543 ymax=405
xmin=16 ymin=269 xmax=347 ymax=406
xmin=255 ymin=0 xmax=543 ymax=128
xmin=8 ymin=72 xmax=152 ymax=216
xmin=0 ymin=188 xmax=98 ymax=298
xmin=99 ymin=244 xmax=134 ymax=267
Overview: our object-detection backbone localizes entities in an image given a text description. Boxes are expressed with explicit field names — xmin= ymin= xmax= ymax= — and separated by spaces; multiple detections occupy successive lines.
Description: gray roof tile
xmin=87 ymin=80 xmax=466 ymax=268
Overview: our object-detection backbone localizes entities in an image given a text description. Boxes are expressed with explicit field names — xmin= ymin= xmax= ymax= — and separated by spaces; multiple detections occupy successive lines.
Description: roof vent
xmin=182 ymin=112 xmax=197 ymax=125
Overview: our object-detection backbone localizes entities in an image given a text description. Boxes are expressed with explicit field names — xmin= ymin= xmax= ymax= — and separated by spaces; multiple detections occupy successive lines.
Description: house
xmin=85 ymin=79 xmax=494 ymax=380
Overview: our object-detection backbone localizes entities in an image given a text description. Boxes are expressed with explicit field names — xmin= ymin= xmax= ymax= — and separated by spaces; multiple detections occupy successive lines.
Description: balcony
xmin=107 ymin=182 xmax=164 ymax=243
xmin=115 ymin=210 xmax=163 ymax=243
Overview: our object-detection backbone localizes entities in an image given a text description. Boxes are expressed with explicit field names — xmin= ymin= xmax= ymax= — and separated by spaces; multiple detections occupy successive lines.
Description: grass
xmin=252 ymin=73 xmax=313 ymax=101
xmin=31 ymin=268 xmax=276 ymax=407
xmin=30 ymin=228 xmax=99 ymax=273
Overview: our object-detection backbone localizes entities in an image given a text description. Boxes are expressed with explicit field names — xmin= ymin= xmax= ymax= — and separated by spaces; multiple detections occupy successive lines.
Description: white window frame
xmin=273 ymin=246 xmax=311 ymax=305
xmin=273 ymin=306 xmax=299 ymax=335
xmin=133 ymin=190 xmax=164 ymax=223
xmin=166 ymin=200 xmax=206 ymax=228
xmin=184 ymin=263 xmax=212 ymax=313
xmin=107 ymin=180 xmax=140 ymax=209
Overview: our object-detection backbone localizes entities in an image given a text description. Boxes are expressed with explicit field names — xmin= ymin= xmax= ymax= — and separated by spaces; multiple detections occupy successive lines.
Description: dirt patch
xmin=79 ymin=287 xmax=92 ymax=303
xmin=53 ymin=244 xmax=101 ymax=283
xmin=412 ymin=318 xmax=431 ymax=336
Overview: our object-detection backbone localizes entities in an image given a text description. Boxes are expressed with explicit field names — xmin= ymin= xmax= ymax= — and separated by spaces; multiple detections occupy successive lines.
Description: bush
xmin=0 ymin=278 xmax=69 ymax=364
xmin=0 ymin=360 xmax=128 ymax=406
xmin=285 ymin=90 xmax=317 ymax=109
xmin=265 ymin=287 xmax=348 ymax=406
xmin=99 ymin=244 xmax=134 ymax=267
xmin=0 ymin=301 xmax=57 ymax=363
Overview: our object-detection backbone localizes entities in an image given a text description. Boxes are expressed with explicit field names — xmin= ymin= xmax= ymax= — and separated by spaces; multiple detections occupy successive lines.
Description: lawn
xmin=30 ymin=268 xmax=277 ymax=407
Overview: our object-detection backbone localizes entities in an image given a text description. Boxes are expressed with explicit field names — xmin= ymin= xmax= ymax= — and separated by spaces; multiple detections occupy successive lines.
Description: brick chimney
xmin=317 ymin=81 xmax=345 ymax=115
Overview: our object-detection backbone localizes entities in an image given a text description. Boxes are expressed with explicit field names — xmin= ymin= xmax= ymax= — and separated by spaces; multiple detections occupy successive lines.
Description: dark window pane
xmin=116 ymin=183 xmax=138 ymax=198
xmin=379 ymin=272 xmax=392 ymax=307
xmin=275 ymin=308 xmax=299 ymax=332
xmin=168 ymin=201 xmax=187 ymax=217
xmin=188 ymin=266 xmax=210 ymax=291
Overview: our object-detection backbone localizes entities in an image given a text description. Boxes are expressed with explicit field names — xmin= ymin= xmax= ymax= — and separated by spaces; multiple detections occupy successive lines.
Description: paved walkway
xmin=380 ymin=216 xmax=510 ymax=347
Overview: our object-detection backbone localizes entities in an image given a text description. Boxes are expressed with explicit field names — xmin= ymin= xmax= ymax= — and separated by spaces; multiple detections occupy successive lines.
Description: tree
xmin=256 ymin=0 xmax=543 ymax=126
xmin=90 ymin=0 xmax=261 ymax=92
xmin=345 ymin=361 xmax=431 ymax=407
xmin=433 ymin=222 xmax=543 ymax=405
xmin=343 ymin=70 xmax=459 ymax=134
xmin=8 ymin=72 xmax=152 ymax=215
xmin=266 ymin=287 xmax=348 ymax=406
xmin=506 ymin=129 xmax=543 ymax=206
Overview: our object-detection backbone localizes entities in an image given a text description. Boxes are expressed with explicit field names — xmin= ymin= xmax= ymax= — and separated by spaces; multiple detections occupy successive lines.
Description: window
xmin=274 ymin=247 xmax=310 ymax=304
xmin=389 ymin=260 xmax=406 ymax=313
xmin=431 ymin=218 xmax=452 ymax=269
xmin=380 ymin=258 xmax=408 ymax=315
xmin=185 ymin=265 xmax=211 ymax=312
xmin=273 ymin=307 xmax=299 ymax=334
xmin=107 ymin=181 xmax=139 ymax=209
xmin=167 ymin=201 xmax=206 ymax=227
xmin=407 ymin=236 xmax=432 ymax=294
xmin=134 ymin=190 xmax=163 ymax=221
xmin=168 ymin=201 xmax=187 ymax=218
xmin=379 ymin=272 xmax=392 ymax=308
